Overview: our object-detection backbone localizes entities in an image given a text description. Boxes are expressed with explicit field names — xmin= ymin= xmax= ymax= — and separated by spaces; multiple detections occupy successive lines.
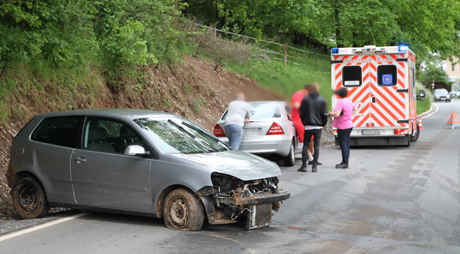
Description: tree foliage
xmin=0 ymin=0 xmax=185 ymax=71
xmin=418 ymin=54 xmax=450 ymax=87
xmin=184 ymin=0 xmax=460 ymax=59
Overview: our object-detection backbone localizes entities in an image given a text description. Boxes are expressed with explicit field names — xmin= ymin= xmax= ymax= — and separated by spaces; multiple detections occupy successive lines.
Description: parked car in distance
xmin=434 ymin=89 xmax=451 ymax=102
xmin=7 ymin=109 xmax=290 ymax=231
xmin=214 ymin=101 xmax=303 ymax=166
xmin=449 ymin=90 xmax=460 ymax=98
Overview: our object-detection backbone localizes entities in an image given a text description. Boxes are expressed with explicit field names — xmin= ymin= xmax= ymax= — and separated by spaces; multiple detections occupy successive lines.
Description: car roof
xmin=33 ymin=108 xmax=177 ymax=120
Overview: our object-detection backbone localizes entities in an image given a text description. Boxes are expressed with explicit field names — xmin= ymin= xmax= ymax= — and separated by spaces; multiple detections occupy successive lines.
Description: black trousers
xmin=302 ymin=128 xmax=322 ymax=165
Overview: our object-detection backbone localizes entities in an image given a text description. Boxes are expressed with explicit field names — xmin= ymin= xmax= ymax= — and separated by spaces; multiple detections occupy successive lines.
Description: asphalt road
xmin=1 ymin=101 xmax=459 ymax=254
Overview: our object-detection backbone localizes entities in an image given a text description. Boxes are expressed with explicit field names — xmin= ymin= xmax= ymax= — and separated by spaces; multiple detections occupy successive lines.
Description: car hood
xmin=172 ymin=150 xmax=281 ymax=181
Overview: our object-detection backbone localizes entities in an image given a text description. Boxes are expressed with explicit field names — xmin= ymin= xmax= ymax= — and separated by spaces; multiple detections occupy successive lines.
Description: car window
xmin=83 ymin=117 xmax=145 ymax=154
xmin=134 ymin=118 xmax=230 ymax=154
xmin=32 ymin=116 xmax=82 ymax=148
xmin=249 ymin=103 xmax=282 ymax=119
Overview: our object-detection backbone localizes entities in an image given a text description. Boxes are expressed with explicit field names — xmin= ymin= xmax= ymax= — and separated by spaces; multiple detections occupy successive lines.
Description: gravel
xmin=0 ymin=208 xmax=80 ymax=236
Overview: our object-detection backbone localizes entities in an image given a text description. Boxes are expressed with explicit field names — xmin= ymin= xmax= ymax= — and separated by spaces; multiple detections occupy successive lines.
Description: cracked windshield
xmin=134 ymin=118 xmax=229 ymax=154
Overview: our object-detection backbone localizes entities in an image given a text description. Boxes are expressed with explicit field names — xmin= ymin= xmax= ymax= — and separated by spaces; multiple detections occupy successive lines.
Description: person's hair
xmin=334 ymin=87 xmax=348 ymax=98
xmin=304 ymin=84 xmax=316 ymax=93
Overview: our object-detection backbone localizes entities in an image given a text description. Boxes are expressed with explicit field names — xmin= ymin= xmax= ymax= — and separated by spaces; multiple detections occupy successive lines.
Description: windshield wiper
xmin=168 ymin=119 xmax=216 ymax=152
xmin=181 ymin=121 xmax=229 ymax=150
xmin=168 ymin=119 xmax=196 ymax=139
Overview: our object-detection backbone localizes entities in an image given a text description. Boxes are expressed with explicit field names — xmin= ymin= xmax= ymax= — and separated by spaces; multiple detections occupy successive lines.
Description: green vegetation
xmin=416 ymin=82 xmax=434 ymax=115
xmin=2 ymin=0 xmax=458 ymax=124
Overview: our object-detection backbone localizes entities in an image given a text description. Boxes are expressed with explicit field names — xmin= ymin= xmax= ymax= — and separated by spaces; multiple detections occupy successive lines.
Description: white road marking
xmin=419 ymin=103 xmax=439 ymax=119
xmin=0 ymin=212 xmax=89 ymax=242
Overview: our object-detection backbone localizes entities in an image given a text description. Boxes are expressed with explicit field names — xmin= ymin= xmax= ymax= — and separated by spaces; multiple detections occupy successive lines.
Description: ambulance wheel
xmin=410 ymin=124 xmax=420 ymax=142
xmin=403 ymin=135 xmax=411 ymax=147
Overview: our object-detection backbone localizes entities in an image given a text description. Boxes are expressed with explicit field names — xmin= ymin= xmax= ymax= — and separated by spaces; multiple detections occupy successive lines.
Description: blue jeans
xmin=225 ymin=125 xmax=243 ymax=150
xmin=337 ymin=128 xmax=353 ymax=165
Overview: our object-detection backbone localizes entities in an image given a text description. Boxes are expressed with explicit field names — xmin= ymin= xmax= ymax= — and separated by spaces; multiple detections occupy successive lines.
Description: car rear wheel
xmin=163 ymin=188 xmax=205 ymax=231
xmin=12 ymin=177 xmax=49 ymax=219
xmin=283 ymin=142 xmax=295 ymax=166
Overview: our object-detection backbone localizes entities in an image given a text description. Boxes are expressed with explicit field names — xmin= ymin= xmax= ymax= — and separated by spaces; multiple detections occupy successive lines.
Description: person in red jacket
xmin=291 ymin=84 xmax=322 ymax=166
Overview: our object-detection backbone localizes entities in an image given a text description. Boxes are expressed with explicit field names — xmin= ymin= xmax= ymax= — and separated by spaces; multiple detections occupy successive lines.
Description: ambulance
xmin=330 ymin=45 xmax=421 ymax=146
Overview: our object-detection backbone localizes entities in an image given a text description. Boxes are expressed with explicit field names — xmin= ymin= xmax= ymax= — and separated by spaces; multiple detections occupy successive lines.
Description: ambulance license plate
xmin=362 ymin=130 xmax=380 ymax=135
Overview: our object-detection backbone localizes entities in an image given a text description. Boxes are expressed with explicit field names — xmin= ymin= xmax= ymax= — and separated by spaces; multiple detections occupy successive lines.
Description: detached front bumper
xmin=216 ymin=191 xmax=290 ymax=206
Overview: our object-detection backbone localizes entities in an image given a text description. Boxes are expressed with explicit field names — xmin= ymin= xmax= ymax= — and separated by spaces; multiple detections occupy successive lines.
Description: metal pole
xmin=284 ymin=44 xmax=287 ymax=67
xmin=316 ymin=50 xmax=318 ymax=68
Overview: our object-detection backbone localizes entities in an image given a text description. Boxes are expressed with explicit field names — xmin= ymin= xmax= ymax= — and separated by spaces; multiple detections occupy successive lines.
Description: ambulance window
xmin=342 ymin=66 xmax=362 ymax=87
xmin=377 ymin=65 xmax=397 ymax=86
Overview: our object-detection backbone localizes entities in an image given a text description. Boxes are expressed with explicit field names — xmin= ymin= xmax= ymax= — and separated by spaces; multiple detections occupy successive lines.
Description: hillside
xmin=0 ymin=55 xmax=282 ymax=219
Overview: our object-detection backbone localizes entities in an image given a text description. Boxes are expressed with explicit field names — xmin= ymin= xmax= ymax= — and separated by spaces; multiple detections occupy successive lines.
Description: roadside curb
xmin=418 ymin=103 xmax=438 ymax=119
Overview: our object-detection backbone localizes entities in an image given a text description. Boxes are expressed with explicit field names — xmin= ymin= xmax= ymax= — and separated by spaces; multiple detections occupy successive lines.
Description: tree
xmin=418 ymin=54 xmax=450 ymax=88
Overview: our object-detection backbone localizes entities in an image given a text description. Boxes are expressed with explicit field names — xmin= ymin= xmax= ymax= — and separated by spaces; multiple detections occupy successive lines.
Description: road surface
xmin=1 ymin=101 xmax=459 ymax=254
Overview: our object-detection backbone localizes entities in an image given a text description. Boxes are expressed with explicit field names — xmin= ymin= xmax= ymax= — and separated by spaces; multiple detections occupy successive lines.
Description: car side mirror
xmin=124 ymin=145 xmax=150 ymax=156
xmin=417 ymin=89 xmax=426 ymax=101
xmin=287 ymin=114 xmax=293 ymax=121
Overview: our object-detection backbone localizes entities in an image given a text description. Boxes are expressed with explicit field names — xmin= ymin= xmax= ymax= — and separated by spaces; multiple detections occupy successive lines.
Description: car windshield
xmin=134 ymin=117 xmax=230 ymax=154
xmin=435 ymin=89 xmax=448 ymax=96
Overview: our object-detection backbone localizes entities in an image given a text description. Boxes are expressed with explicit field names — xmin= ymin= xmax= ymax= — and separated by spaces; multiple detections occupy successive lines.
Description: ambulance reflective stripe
xmin=332 ymin=55 xmax=370 ymax=128
xmin=367 ymin=54 xmax=407 ymax=127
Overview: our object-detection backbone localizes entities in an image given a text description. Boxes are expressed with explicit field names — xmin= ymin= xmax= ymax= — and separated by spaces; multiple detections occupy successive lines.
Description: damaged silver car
xmin=7 ymin=109 xmax=290 ymax=230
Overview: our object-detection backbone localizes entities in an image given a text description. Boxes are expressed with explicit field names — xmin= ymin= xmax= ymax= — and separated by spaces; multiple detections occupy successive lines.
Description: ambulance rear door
xmin=332 ymin=54 xmax=371 ymax=129
xmin=368 ymin=53 xmax=409 ymax=129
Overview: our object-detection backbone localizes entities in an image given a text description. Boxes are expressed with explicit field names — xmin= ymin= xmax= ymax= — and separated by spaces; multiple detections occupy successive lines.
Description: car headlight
xmin=436 ymin=96 xmax=440 ymax=99
xmin=447 ymin=95 xmax=450 ymax=99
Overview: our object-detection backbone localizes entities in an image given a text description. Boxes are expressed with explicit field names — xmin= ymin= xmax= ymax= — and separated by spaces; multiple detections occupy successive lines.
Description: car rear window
xmin=32 ymin=116 xmax=82 ymax=147
xmin=222 ymin=103 xmax=281 ymax=120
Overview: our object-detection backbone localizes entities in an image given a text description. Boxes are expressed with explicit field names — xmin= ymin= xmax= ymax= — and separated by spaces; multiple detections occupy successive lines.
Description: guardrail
xmin=194 ymin=24 xmax=330 ymax=71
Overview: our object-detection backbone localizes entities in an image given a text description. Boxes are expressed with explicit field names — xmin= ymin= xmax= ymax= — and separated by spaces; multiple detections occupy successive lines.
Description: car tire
xmin=410 ymin=124 xmax=420 ymax=142
xmin=283 ymin=142 xmax=295 ymax=167
xmin=12 ymin=177 xmax=49 ymax=219
xmin=163 ymin=188 xmax=205 ymax=231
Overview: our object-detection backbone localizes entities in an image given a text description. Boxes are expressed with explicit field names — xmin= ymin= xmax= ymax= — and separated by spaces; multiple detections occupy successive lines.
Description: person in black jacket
xmin=297 ymin=84 xmax=329 ymax=173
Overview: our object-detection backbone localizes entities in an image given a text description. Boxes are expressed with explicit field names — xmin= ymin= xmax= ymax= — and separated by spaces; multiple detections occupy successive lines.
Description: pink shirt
xmin=332 ymin=98 xmax=355 ymax=129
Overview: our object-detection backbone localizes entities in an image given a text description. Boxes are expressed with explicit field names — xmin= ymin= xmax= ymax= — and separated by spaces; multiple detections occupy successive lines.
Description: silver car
xmin=214 ymin=101 xmax=303 ymax=166
xmin=7 ymin=109 xmax=290 ymax=230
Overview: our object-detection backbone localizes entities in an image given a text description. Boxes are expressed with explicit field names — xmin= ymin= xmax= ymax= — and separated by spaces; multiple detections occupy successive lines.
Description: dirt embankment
xmin=0 ymin=56 xmax=283 ymax=219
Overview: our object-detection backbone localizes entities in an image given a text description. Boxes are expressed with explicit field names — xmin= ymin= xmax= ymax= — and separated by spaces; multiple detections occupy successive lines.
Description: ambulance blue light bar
xmin=398 ymin=45 xmax=408 ymax=52
xmin=332 ymin=48 xmax=339 ymax=54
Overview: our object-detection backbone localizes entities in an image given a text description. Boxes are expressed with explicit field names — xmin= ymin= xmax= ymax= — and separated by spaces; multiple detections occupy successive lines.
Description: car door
xmin=70 ymin=117 xmax=152 ymax=211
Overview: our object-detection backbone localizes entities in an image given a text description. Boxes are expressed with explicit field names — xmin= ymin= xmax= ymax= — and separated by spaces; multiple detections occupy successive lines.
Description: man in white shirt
xmin=224 ymin=93 xmax=251 ymax=150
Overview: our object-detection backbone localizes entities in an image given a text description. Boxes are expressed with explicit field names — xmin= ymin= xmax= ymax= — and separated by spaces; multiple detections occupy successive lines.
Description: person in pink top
xmin=329 ymin=88 xmax=357 ymax=169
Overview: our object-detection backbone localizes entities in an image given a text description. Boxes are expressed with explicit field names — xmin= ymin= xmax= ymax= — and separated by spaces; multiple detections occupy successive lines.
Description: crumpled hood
xmin=172 ymin=150 xmax=281 ymax=181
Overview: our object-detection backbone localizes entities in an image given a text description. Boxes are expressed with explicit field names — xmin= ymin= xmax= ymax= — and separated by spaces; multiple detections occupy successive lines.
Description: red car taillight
xmin=266 ymin=122 xmax=285 ymax=135
xmin=394 ymin=128 xmax=409 ymax=135
xmin=214 ymin=124 xmax=227 ymax=137
xmin=333 ymin=130 xmax=338 ymax=136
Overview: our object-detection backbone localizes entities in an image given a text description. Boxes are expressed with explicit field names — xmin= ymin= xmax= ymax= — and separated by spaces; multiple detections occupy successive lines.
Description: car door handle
xmin=75 ymin=156 xmax=86 ymax=164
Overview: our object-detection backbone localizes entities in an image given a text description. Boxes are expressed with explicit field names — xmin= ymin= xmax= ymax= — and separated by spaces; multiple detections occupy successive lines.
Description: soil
xmin=0 ymin=55 xmax=284 ymax=219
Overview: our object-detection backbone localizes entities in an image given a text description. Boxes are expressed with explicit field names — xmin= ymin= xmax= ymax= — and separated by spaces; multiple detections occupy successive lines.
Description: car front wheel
xmin=12 ymin=177 xmax=49 ymax=219
xmin=163 ymin=188 xmax=205 ymax=231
